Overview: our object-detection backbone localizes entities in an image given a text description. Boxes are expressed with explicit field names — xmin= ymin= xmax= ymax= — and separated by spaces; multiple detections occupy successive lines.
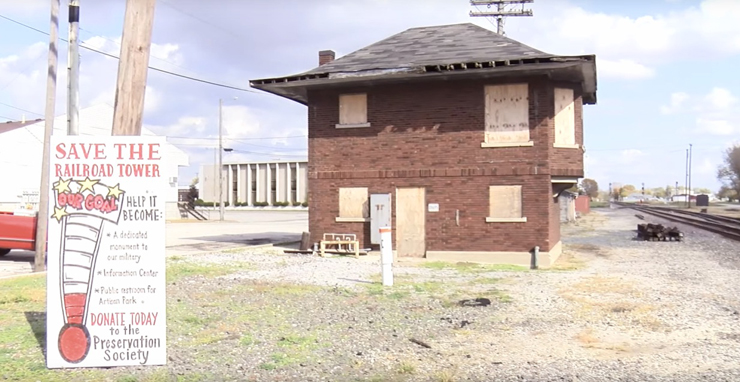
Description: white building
xmin=199 ymin=161 xmax=308 ymax=207
xmin=0 ymin=104 xmax=189 ymax=219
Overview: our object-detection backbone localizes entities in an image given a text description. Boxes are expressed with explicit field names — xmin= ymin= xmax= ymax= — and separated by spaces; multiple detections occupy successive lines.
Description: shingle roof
xmin=303 ymin=23 xmax=551 ymax=74
xmin=250 ymin=22 xmax=597 ymax=105
xmin=0 ymin=119 xmax=41 ymax=135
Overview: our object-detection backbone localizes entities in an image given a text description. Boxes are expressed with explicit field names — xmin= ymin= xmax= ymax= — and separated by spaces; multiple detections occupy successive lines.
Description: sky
xmin=0 ymin=0 xmax=739 ymax=193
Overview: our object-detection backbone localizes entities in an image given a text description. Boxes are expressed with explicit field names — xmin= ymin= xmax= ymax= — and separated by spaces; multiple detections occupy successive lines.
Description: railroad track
xmin=614 ymin=202 xmax=740 ymax=242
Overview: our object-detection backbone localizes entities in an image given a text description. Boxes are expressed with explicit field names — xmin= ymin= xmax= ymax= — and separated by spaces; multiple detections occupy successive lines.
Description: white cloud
xmin=598 ymin=58 xmax=655 ymax=80
xmin=694 ymin=158 xmax=716 ymax=176
xmin=620 ymin=149 xmax=646 ymax=164
xmin=704 ymin=87 xmax=738 ymax=110
xmin=696 ymin=118 xmax=737 ymax=135
xmin=660 ymin=92 xmax=690 ymax=114
xmin=515 ymin=0 xmax=740 ymax=81
xmin=222 ymin=105 xmax=261 ymax=139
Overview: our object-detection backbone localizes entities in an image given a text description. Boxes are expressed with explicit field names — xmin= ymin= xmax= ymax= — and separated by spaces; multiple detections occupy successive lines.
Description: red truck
xmin=0 ymin=211 xmax=38 ymax=256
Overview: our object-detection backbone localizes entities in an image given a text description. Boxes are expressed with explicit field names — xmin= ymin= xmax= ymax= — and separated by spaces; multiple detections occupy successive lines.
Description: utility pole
xmin=688 ymin=144 xmax=693 ymax=208
xmin=469 ymin=0 xmax=533 ymax=35
xmin=675 ymin=181 xmax=678 ymax=200
xmin=34 ymin=0 xmax=60 ymax=272
xmin=218 ymin=98 xmax=224 ymax=221
xmin=67 ymin=0 xmax=80 ymax=135
xmin=111 ymin=0 xmax=156 ymax=136
xmin=684 ymin=149 xmax=689 ymax=208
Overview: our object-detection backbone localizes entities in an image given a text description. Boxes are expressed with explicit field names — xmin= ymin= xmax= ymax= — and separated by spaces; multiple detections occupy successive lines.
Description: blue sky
xmin=0 ymin=0 xmax=738 ymax=194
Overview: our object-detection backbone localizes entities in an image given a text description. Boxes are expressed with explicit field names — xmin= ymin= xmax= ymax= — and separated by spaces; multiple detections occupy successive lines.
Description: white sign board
xmin=46 ymin=136 xmax=167 ymax=368
xmin=427 ymin=203 xmax=440 ymax=213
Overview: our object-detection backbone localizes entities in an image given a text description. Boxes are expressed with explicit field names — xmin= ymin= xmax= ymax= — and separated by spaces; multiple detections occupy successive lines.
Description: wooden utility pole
xmin=34 ymin=0 xmax=61 ymax=272
xmin=67 ymin=0 xmax=80 ymax=135
xmin=469 ymin=0 xmax=533 ymax=36
xmin=111 ymin=0 xmax=157 ymax=136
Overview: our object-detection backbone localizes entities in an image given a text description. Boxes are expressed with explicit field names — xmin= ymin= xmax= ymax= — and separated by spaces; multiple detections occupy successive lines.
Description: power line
xmin=0 ymin=13 xmax=260 ymax=93
xmin=0 ymin=101 xmax=44 ymax=117
xmin=159 ymin=0 xmax=247 ymax=43
xmin=78 ymin=26 xmax=201 ymax=78
xmin=469 ymin=0 xmax=533 ymax=35
xmin=167 ymin=134 xmax=306 ymax=141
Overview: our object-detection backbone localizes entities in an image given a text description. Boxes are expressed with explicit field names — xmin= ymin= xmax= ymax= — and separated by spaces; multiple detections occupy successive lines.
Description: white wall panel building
xmin=0 ymin=104 xmax=189 ymax=218
xmin=199 ymin=161 xmax=308 ymax=206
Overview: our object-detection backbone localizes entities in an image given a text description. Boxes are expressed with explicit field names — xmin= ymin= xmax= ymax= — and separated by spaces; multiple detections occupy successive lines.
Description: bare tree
xmin=581 ymin=178 xmax=599 ymax=198
xmin=717 ymin=145 xmax=740 ymax=202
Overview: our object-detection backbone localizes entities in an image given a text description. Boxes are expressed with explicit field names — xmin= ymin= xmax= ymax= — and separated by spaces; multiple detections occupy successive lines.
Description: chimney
xmin=319 ymin=50 xmax=335 ymax=66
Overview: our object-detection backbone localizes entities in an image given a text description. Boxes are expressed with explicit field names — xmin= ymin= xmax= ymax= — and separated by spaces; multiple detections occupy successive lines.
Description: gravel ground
xmin=123 ymin=206 xmax=740 ymax=381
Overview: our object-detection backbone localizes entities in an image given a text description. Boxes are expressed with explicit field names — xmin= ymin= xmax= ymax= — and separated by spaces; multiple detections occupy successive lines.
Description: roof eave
xmin=250 ymin=55 xmax=598 ymax=105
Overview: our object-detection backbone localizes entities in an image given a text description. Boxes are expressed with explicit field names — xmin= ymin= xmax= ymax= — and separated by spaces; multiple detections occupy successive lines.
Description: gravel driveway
xmin=119 ymin=207 xmax=740 ymax=381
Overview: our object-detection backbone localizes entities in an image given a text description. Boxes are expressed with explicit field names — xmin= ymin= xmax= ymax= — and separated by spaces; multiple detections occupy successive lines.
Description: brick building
xmin=250 ymin=23 xmax=597 ymax=267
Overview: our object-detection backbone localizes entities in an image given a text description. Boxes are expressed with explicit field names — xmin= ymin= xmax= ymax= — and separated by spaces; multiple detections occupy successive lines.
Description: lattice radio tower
xmin=469 ymin=0 xmax=534 ymax=36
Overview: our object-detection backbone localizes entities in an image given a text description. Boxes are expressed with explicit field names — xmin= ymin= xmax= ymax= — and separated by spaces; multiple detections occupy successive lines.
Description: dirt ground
xmin=2 ymin=207 xmax=740 ymax=381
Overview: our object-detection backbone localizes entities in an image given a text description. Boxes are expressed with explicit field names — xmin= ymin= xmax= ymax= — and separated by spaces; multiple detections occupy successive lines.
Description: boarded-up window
xmin=339 ymin=187 xmax=369 ymax=218
xmin=339 ymin=94 xmax=367 ymax=125
xmin=554 ymin=88 xmax=576 ymax=146
xmin=488 ymin=185 xmax=523 ymax=219
xmin=484 ymin=84 xmax=529 ymax=143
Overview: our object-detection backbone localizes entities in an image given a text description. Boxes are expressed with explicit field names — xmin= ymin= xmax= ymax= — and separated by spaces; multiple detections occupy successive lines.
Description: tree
xmin=191 ymin=176 xmax=199 ymax=186
xmin=186 ymin=185 xmax=199 ymax=208
xmin=619 ymin=184 xmax=636 ymax=198
xmin=717 ymin=145 xmax=740 ymax=201
xmin=693 ymin=187 xmax=712 ymax=195
xmin=652 ymin=187 xmax=667 ymax=198
xmin=718 ymin=185 xmax=738 ymax=202
xmin=581 ymin=178 xmax=598 ymax=198
xmin=665 ymin=185 xmax=673 ymax=198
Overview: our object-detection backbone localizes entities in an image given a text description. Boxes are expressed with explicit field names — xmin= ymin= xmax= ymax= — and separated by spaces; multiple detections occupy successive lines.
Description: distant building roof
xmin=0 ymin=119 xmax=42 ymax=135
xmin=250 ymin=23 xmax=597 ymax=105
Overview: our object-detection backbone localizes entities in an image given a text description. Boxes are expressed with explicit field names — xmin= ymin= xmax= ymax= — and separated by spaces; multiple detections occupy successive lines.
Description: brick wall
xmin=308 ymin=174 xmax=554 ymax=253
xmin=306 ymin=76 xmax=584 ymax=254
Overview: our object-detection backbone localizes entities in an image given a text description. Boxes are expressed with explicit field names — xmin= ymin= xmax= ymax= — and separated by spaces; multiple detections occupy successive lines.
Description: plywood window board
xmin=337 ymin=187 xmax=369 ymax=222
xmin=553 ymin=88 xmax=578 ymax=148
xmin=338 ymin=93 xmax=369 ymax=126
xmin=486 ymin=185 xmax=527 ymax=223
xmin=483 ymin=84 xmax=531 ymax=147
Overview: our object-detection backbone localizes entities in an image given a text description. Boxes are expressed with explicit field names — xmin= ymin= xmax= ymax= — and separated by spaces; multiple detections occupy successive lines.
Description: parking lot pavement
xmin=0 ymin=250 xmax=35 ymax=278
xmin=0 ymin=210 xmax=309 ymax=278
xmin=165 ymin=210 xmax=308 ymax=256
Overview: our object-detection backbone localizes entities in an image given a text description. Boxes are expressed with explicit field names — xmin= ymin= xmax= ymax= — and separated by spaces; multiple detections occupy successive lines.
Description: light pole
xmin=218 ymin=99 xmax=223 ymax=221
xmin=218 ymin=97 xmax=238 ymax=221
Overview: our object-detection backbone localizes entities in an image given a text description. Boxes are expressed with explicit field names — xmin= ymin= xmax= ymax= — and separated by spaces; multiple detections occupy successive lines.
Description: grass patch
xmin=258 ymin=332 xmax=322 ymax=370
xmin=166 ymin=260 xmax=253 ymax=283
xmin=240 ymin=334 xmax=255 ymax=346
xmin=420 ymin=261 xmax=529 ymax=273
xmin=0 ymin=274 xmax=110 ymax=381
xmin=559 ymin=277 xmax=663 ymax=330
xmin=397 ymin=360 xmax=416 ymax=374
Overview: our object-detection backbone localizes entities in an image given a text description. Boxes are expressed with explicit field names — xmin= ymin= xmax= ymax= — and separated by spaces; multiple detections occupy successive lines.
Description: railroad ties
xmin=636 ymin=223 xmax=684 ymax=242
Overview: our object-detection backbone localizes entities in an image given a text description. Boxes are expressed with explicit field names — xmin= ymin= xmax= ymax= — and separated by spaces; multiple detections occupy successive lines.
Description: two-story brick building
xmin=250 ymin=23 xmax=597 ymax=267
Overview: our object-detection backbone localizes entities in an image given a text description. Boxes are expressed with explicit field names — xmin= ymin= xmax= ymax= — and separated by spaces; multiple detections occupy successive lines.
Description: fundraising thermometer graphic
xmin=51 ymin=177 xmax=125 ymax=363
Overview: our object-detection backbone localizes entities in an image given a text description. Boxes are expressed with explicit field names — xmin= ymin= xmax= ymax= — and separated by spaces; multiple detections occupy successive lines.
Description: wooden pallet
xmin=320 ymin=233 xmax=360 ymax=258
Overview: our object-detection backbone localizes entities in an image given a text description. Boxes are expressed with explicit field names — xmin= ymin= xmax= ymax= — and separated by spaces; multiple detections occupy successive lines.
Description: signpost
xmin=46 ymin=135 xmax=167 ymax=368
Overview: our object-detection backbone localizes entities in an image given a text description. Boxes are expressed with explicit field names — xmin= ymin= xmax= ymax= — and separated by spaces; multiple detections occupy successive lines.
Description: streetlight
xmin=218 ymin=97 xmax=238 ymax=221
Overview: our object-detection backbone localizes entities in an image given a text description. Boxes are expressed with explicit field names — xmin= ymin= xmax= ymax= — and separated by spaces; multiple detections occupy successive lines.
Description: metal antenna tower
xmin=469 ymin=0 xmax=534 ymax=35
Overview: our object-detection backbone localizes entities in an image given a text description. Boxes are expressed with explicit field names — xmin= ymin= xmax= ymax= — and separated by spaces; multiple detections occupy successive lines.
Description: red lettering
xmin=81 ymin=144 xmax=92 ymax=159
xmin=114 ymin=143 xmax=125 ymax=160
xmin=67 ymin=144 xmax=80 ymax=159
xmin=55 ymin=143 xmax=66 ymax=159
xmin=147 ymin=144 xmax=161 ymax=160
xmin=54 ymin=164 xmax=62 ymax=177
xmin=94 ymin=144 xmax=106 ymax=159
